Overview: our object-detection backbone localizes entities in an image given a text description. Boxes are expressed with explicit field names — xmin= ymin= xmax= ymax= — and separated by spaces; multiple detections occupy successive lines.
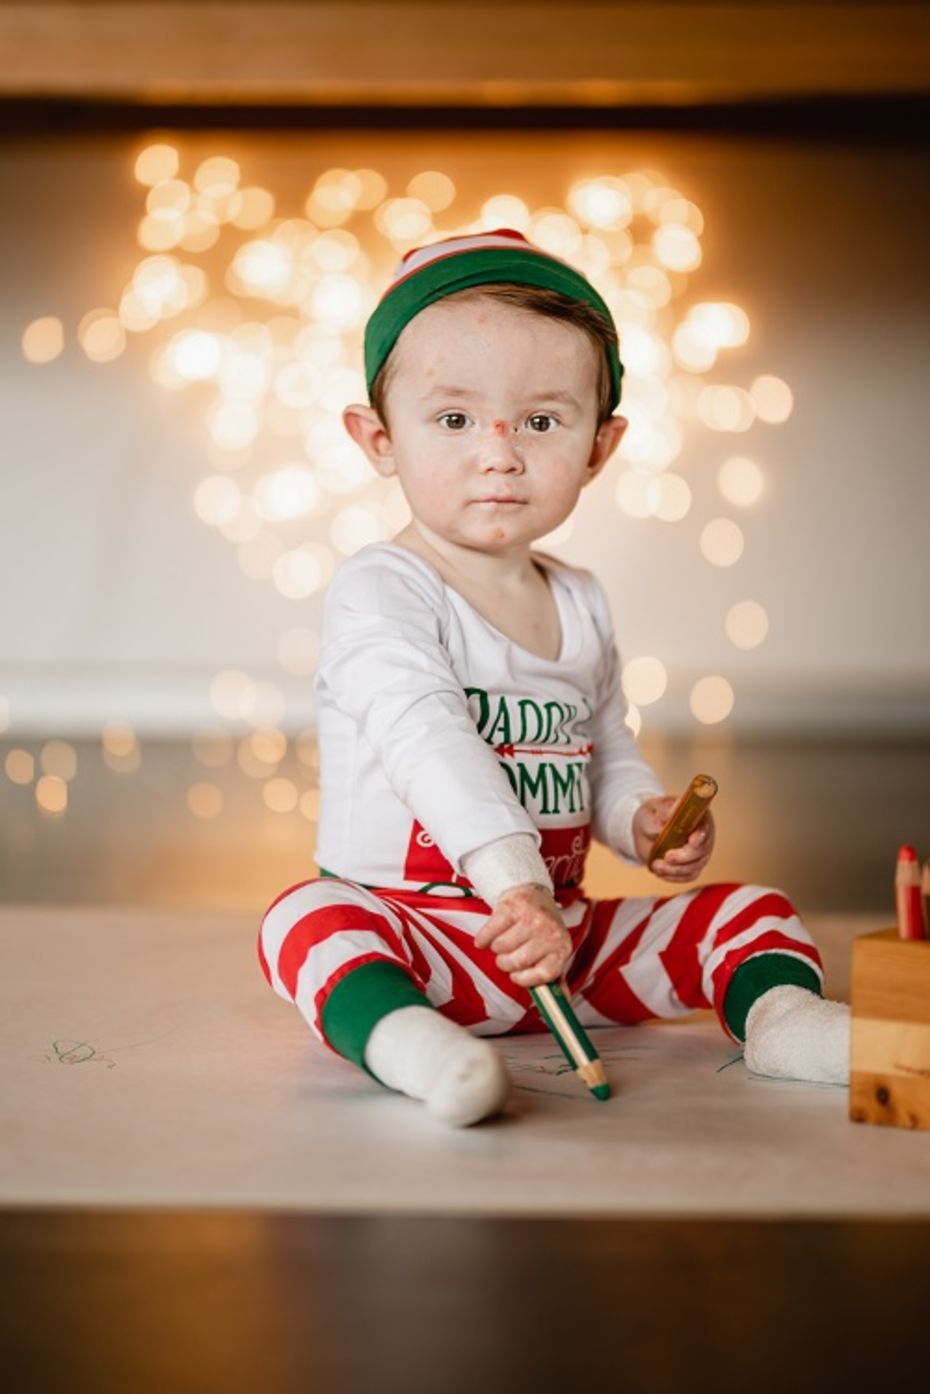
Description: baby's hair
xmin=369 ymin=282 xmax=619 ymax=435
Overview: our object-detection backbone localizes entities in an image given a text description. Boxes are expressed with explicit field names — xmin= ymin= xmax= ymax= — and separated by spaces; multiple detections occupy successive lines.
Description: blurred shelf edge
xmin=2 ymin=95 xmax=930 ymax=142
xmin=0 ymin=2 xmax=928 ymax=114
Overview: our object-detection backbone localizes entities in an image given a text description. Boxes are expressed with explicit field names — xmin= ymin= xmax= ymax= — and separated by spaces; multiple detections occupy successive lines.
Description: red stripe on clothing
xmin=710 ymin=931 xmax=824 ymax=1021
xmin=578 ymin=901 xmax=668 ymax=1023
xmin=378 ymin=894 xmax=497 ymax=1021
xmin=502 ymin=899 xmax=604 ymax=1034
xmin=389 ymin=892 xmax=594 ymax=1033
xmin=658 ymin=882 xmax=745 ymax=1010
xmin=377 ymin=895 xmax=449 ymax=986
xmin=397 ymin=914 xmax=493 ymax=1027
xmin=565 ymin=898 xmax=620 ymax=995
xmin=582 ymin=965 xmax=658 ymax=1026
xmin=382 ymin=234 xmax=549 ymax=299
xmin=575 ymin=898 xmax=664 ymax=996
xmin=398 ymin=899 xmax=530 ymax=1013
xmin=507 ymin=1004 xmax=552 ymax=1035
xmin=277 ymin=903 xmax=409 ymax=1000
xmin=707 ymin=890 xmax=801 ymax=959
xmin=262 ymin=877 xmax=319 ymax=919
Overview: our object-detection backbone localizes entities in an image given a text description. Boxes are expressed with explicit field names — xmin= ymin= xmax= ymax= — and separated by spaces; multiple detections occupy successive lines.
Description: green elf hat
xmin=364 ymin=226 xmax=624 ymax=411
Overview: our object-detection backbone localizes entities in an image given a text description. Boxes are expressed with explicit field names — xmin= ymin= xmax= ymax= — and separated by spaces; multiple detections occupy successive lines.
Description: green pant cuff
xmin=723 ymin=952 xmax=823 ymax=1042
xmin=321 ymin=959 xmax=434 ymax=1079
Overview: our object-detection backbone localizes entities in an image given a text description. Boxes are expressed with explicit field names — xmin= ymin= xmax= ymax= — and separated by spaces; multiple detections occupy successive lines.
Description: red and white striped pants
xmin=258 ymin=877 xmax=824 ymax=1051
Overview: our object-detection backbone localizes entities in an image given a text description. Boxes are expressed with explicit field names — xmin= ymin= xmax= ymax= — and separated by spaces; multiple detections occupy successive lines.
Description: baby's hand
xmin=474 ymin=884 xmax=572 ymax=989
xmin=633 ymin=796 xmax=716 ymax=883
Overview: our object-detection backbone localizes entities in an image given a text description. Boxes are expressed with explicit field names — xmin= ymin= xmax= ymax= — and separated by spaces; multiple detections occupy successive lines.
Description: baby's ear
xmin=586 ymin=414 xmax=628 ymax=476
xmin=342 ymin=404 xmax=397 ymax=474
xmin=601 ymin=414 xmax=629 ymax=450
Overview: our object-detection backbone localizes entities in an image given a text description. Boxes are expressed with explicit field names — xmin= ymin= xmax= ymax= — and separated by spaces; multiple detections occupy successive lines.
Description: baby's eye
xmin=437 ymin=412 xmax=470 ymax=430
xmin=527 ymin=413 xmax=559 ymax=432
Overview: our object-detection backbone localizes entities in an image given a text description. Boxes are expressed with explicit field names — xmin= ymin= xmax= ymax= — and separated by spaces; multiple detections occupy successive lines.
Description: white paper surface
xmin=3 ymin=905 xmax=926 ymax=1216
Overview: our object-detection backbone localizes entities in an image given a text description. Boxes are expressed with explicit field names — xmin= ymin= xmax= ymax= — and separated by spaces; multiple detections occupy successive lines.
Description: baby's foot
xmin=364 ymin=1005 xmax=511 ymax=1126
xmin=743 ymin=984 xmax=850 ymax=1085
xmin=425 ymin=1035 xmax=511 ymax=1127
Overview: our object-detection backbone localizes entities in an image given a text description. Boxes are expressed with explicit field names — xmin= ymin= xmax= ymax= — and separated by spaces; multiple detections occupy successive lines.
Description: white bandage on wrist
xmin=460 ymin=832 xmax=555 ymax=907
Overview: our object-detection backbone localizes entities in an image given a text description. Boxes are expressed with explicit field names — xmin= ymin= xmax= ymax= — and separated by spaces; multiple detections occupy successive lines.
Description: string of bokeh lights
xmin=10 ymin=144 xmax=792 ymax=822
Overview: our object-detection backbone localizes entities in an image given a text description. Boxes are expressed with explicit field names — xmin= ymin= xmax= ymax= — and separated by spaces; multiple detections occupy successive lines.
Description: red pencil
xmin=895 ymin=845 xmax=928 ymax=941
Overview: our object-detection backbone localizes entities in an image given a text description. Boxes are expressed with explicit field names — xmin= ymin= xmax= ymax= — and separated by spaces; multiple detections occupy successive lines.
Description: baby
xmin=258 ymin=227 xmax=850 ymax=1126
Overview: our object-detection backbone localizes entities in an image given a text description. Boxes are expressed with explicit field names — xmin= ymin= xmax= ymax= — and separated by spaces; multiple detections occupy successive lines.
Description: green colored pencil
xmin=530 ymin=981 xmax=611 ymax=1100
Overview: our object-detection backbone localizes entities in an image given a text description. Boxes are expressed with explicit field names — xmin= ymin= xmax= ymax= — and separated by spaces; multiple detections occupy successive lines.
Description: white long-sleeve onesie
xmin=312 ymin=541 xmax=665 ymax=903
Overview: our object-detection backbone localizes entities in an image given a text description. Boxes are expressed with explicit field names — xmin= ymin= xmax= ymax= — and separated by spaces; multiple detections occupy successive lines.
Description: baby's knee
xmin=257 ymin=876 xmax=358 ymax=989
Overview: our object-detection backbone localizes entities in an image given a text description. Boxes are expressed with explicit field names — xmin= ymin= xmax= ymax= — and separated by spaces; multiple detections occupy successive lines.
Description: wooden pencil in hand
xmin=530 ymin=980 xmax=610 ymax=1100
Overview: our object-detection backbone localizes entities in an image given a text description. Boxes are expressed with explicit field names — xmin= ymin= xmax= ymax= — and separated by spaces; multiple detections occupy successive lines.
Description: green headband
xmin=364 ymin=243 xmax=624 ymax=413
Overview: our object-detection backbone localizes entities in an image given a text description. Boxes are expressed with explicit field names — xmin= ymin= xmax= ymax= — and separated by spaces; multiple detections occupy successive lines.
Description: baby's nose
xmin=480 ymin=420 xmax=523 ymax=457
xmin=487 ymin=418 xmax=520 ymax=442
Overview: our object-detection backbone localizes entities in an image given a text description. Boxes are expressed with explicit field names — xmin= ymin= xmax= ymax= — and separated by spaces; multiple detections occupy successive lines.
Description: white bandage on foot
xmin=743 ymin=984 xmax=851 ymax=1086
xmin=363 ymin=1005 xmax=511 ymax=1126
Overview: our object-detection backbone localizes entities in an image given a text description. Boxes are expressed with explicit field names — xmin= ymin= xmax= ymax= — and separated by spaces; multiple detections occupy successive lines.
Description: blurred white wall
xmin=1 ymin=130 xmax=929 ymax=737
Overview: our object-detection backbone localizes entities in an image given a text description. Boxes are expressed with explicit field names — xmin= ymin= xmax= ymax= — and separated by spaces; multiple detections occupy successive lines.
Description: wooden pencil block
xmin=849 ymin=927 xmax=930 ymax=1131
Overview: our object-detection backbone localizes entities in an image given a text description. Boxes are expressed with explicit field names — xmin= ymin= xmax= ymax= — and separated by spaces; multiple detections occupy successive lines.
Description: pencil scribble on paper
xmin=503 ymin=1043 xmax=654 ymax=1079
xmin=39 ymin=1025 xmax=179 ymax=1068
xmin=42 ymin=1038 xmax=118 ymax=1068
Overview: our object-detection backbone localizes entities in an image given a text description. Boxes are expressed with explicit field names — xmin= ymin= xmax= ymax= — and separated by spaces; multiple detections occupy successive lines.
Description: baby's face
xmin=376 ymin=295 xmax=612 ymax=550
